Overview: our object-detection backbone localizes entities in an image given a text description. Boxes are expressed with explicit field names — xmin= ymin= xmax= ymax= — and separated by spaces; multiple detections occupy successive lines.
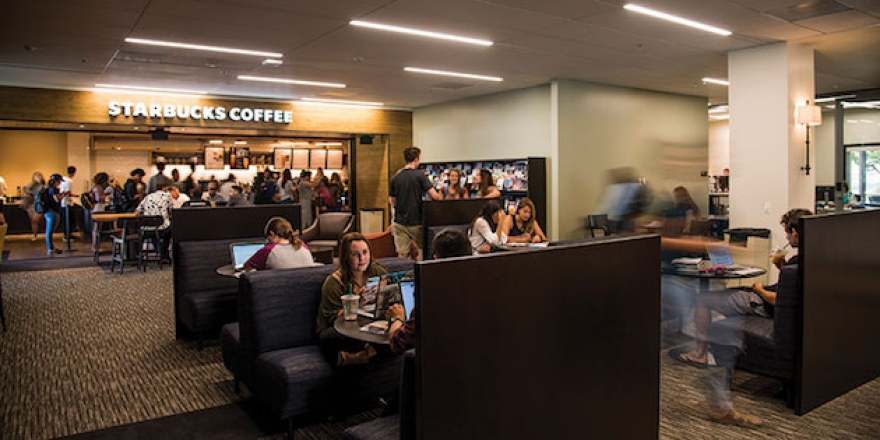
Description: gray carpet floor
xmin=1 ymin=266 xmax=879 ymax=439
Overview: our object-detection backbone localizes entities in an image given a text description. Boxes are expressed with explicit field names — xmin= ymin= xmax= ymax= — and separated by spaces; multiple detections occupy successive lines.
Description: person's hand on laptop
xmin=385 ymin=304 xmax=405 ymax=321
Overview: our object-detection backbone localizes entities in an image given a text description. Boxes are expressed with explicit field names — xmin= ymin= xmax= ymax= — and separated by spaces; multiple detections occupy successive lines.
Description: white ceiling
xmin=0 ymin=0 xmax=878 ymax=108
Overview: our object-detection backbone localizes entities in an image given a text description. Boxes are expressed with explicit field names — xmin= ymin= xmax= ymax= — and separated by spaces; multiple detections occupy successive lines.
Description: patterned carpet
xmin=1 ymin=266 xmax=879 ymax=439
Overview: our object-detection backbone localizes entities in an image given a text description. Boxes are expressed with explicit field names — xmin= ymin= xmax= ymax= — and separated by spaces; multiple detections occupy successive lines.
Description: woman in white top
xmin=245 ymin=217 xmax=317 ymax=270
xmin=468 ymin=201 xmax=507 ymax=254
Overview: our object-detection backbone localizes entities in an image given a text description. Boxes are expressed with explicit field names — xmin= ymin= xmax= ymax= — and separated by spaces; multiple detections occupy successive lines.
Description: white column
xmin=728 ymin=42 xmax=815 ymax=252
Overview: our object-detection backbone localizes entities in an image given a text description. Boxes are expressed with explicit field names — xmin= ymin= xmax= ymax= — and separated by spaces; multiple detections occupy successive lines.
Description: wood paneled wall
xmin=0 ymin=86 xmax=412 ymax=218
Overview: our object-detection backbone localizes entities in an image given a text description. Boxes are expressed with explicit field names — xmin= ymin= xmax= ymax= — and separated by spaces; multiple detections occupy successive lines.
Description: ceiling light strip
xmin=350 ymin=20 xmax=493 ymax=46
xmin=701 ymin=77 xmax=729 ymax=86
xmin=237 ymin=75 xmax=345 ymax=88
xmin=404 ymin=67 xmax=503 ymax=82
xmin=814 ymin=94 xmax=856 ymax=103
xmin=301 ymin=97 xmax=384 ymax=106
xmin=125 ymin=37 xmax=282 ymax=58
xmin=623 ymin=4 xmax=732 ymax=36
xmin=95 ymin=83 xmax=208 ymax=94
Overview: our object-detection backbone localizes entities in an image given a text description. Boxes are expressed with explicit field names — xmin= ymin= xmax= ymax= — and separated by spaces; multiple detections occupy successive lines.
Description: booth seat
xmin=230 ymin=257 xmax=414 ymax=437
xmin=175 ymin=237 xmax=260 ymax=347
xmin=709 ymin=263 xmax=800 ymax=396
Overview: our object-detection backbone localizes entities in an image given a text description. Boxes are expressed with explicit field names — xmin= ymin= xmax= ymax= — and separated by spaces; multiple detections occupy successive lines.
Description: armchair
xmin=300 ymin=212 xmax=354 ymax=251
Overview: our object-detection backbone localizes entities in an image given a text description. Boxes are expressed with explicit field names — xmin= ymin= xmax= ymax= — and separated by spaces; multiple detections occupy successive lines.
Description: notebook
xmin=358 ymin=270 xmax=413 ymax=319
xmin=229 ymin=242 xmax=265 ymax=271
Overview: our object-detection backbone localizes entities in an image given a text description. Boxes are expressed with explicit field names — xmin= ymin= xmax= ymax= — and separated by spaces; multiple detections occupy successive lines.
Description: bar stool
xmin=137 ymin=215 xmax=166 ymax=271
xmin=110 ymin=217 xmax=142 ymax=274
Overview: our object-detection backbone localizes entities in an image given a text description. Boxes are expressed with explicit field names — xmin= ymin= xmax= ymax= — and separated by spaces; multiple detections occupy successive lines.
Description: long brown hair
xmin=477 ymin=168 xmax=495 ymax=197
xmin=336 ymin=232 xmax=373 ymax=286
xmin=471 ymin=201 xmax=503 ymax=232
xmin=514 ymin=197 xmax=537 ymax=235
xmin=264 ymin=216 xmax=303 ymax=249
xmin=446 ymin=168 xmax=465 ymax=198
xmin=672 ymin=186 xmax=700 ymax=218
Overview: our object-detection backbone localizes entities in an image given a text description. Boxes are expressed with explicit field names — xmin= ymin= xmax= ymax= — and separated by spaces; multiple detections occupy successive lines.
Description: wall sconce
xmin=796 ymin=102 xmax=822 ymax=175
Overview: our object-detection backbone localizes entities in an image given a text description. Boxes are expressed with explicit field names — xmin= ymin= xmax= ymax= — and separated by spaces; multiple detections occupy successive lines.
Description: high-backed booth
xmin=414 ymin=235 xmax=661 ymax=438
xmin=420 ymin=198 xmax=491 ymax=260
xmin=797 ymin=209 xmax=880 ymax=414
xmin=171 ymin=205 xmax=301 ymax=344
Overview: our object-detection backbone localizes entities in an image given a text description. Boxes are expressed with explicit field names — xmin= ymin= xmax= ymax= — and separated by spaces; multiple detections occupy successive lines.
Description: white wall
xmin=413 ymin=85 xmax=552 ymax=162
xmin=413 ymin=80 xmax=709 ymax=240
xmin=555 ymin=79 xmax=709 ymax=239
xmin=709 ymin=120 xmax=730 ymax=175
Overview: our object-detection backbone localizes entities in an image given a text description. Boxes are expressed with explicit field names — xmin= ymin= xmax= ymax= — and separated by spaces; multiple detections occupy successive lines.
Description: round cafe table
xmin=667 ymin=264 xmax=766 ymax=292
xmin=334 ymin=316 xmax=390 ymax=345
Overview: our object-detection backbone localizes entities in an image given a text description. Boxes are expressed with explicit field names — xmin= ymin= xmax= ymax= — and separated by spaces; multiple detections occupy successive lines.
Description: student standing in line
xmin=22 ymin=172 xmax=45 ymax=242
xmin=473 ymin=168 xmax=501 ymax=199
xmin=43 ymin=174 xmax=64 ymax=255
xmin=146 ymin=161 xmax=172 ymax=194
xmin=123 ymin=169 xmax=146 ymax=212
xmin=59 ymin=166 xmax=77 ymax=247
xmin=388 ymin=147 xmax=443 ymax=260
xmin=468 ymin=201 xmax=507 ymax=254
xmin=298 ymin=170 xmax=320 ymax=227
xmin=500 ymin=197 xmax=547 ymax=243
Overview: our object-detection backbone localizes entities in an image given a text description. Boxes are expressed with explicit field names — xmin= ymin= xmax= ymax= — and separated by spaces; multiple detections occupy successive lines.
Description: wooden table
xmin=334 ymin=316 xmax=390 ymax=345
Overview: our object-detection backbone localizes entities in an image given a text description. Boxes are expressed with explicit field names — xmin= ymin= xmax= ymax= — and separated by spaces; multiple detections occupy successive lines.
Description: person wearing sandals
xmin=674 ymin=208 xmax=811 ymax=427
xmin=316 ymin=232 xmax=388 ymax=366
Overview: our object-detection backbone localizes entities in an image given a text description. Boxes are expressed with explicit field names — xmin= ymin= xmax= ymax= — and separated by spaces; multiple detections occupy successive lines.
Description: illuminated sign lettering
xmin=108 ymin=102 xmax=292 ymax=124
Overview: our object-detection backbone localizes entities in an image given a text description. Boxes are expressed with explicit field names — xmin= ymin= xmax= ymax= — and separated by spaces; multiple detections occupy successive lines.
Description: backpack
xmin=34 ymin=188 xmax=48 ymax=214
xmin=81 ymin=191 xmax=96 ymax=211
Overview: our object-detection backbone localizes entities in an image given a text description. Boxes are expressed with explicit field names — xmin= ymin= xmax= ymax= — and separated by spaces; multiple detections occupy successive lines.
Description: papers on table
xmin=671 ymin=257 xmax=702 ymax=265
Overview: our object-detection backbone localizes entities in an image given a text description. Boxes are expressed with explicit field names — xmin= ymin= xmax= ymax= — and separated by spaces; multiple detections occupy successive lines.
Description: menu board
xmin=292 ymin=149 xmax=310 ymax=169
xmin=204 ymin=146 xmax=225 ymax=170
xmin=310 ymin=149 xmax=327 ymax=169
xmin=229 ymin=147 xmax=251 ymax=169
xmin=274 ymin=148 xmax=292 ymax=169
xmin=327 ymin=149 xmax=343 ymax=169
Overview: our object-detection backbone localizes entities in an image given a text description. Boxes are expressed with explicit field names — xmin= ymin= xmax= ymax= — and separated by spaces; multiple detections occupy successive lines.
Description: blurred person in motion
xmin=596 ymin=167 xmax=650 ymax=234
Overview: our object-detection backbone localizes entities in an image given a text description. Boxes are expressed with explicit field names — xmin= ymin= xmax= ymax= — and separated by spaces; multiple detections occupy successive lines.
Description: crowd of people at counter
xmin=3 ymin=162 xmax=349 ymax=257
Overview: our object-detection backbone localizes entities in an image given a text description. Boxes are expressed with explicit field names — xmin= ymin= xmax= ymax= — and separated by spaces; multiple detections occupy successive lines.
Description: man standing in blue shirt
xmin=388 ymin=147 xmax=442 ymax=259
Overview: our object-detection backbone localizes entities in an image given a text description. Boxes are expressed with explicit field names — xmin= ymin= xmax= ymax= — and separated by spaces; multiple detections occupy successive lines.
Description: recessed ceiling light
xmin=623 ymin=4 xmax=732 ymax=36
xmin=315 ymin=142 xmax=343 ymax=146
xmin=349 ymin=20 xmax=493 ymax=46
xmin=95 ymin=83 xmax=208 ymax=95
xmin=301 ymin=97 xmax=384 ymax=106
xmin=237 ymin=75 xmax=345 ymax=88
xmin=709 ymin=114 xmax=730 ymax=120
xmin=209 ymin=140 xmax=223 ymax=144
xmin=262 ymin=59 xmax=283 ymax=66
xmin=234 ymin=140 xmax=247 ymax=145
xmin=124 ymin=37 xmax=282 ymax=58
xmin=404 ymin=67 xmax=503 ymax=82
xmin=701 ymin=77 xmax=729 ymax=86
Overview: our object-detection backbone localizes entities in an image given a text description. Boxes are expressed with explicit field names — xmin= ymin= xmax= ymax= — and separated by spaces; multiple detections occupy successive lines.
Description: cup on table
xmin=341 ymin=294 xmax=359 ymax=321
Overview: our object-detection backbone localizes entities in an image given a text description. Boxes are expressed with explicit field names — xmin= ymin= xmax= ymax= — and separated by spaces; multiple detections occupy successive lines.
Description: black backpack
xmin=34 ymin=188 xmax=48 ymax=214
xmin=81 ymin=191 xmax=96 ymax=211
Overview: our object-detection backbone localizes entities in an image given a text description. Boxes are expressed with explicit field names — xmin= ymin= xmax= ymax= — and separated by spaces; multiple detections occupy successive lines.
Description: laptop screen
xmin=230 ymin=243 xmax=265 ymax=270
xmin=399 ymin=280 xmax=416 ymax=319
xmin=706 ymin=245 xmax=735 ymax=267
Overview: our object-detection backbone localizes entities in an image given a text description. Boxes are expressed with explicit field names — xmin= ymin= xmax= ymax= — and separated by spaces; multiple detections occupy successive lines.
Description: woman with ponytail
xmin=245 ymin=217 xmax=317 ymax=270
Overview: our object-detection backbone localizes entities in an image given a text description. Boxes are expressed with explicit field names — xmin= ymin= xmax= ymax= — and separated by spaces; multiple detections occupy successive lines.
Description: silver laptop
xmin=398 ymin=280 xmax=416 ymax=319
xmin=229 ymin=242 xmax=265 ymax=271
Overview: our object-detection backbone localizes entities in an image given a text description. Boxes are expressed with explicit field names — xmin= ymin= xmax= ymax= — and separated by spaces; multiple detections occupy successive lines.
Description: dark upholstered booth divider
xmin=171 ymin=204 xmax=302 ymax=243
xmin=415 ymin=235 xmax=660 ymax=439
xmin=421 ymin=198 xmax=495 ymax=259
xmin=798 ymin=209 xmax=880 ymax=414
xmin=172 ymin=205 xmax=301 ymax=340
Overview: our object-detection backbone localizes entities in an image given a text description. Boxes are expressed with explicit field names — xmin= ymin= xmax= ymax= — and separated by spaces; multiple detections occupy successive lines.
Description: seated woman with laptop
xmin=499 ymin=197 xmax=547 ymax=244
xmin=316 ymin=232 xmax=389 ymax=366
xmin=244 ymin=217 xmax=316 ymax=271
xmin=468 ymin=201 xmax=507 ymax=254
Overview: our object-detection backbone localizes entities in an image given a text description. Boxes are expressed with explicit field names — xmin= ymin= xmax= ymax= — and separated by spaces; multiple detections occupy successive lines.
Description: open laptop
xmin=229 ymin=242 xmax=265 ymax=272
xmin=398 ymin=280 xmax=416 ymax=319
xmin=358 ymin=270 xmax=413 ymax=319
xmin=706 ymin=244 xmax=744 ymax=270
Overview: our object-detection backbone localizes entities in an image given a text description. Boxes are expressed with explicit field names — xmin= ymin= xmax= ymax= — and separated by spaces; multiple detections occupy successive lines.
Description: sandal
xmin=669 ymin=347 xmax=707 ymax=368
xmin=708 ymin=409 xmax=762 ymax=427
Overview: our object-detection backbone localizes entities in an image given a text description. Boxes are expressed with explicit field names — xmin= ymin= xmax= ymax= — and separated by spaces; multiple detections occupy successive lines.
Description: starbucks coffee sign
xmin=108 ymin=101 xmax=293 ymax=124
